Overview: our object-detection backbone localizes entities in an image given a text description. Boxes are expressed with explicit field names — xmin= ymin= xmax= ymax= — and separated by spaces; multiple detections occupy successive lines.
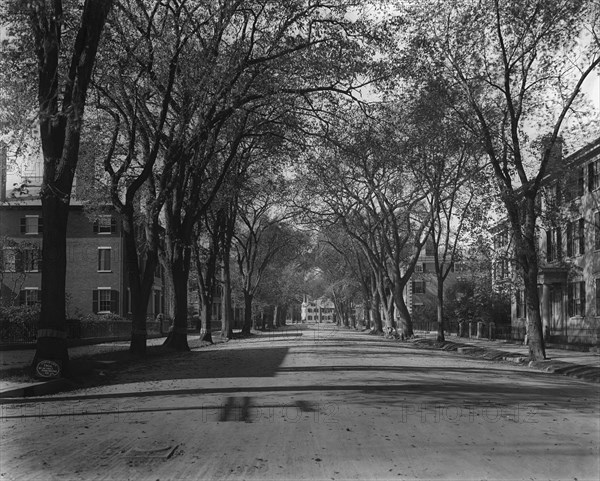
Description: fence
xmin=0 ymin=319 xmax=165 ymax=347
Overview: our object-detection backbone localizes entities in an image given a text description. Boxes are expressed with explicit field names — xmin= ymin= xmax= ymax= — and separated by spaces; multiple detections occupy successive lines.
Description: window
xmin=414 ymin=264 xmax=423 ymax=273
xmin=545 ymin=183 xmax=561 ymax=209
xmin=568 ymin=281 xmax=586 ymax=317
xmin=567 ymin=219 xmax=585 ymax=256
xmin=546 ymin=228 xmax=561 ymax=262
xmin=425 ymin=241 xmax=435 ymax=256
xmin=2 ymin=248 xmax=16 ymax=272
xmin=98 ymin=248 xmax=111 ymax=272
xmin=588 ymin=160 xmax=599 ymax=192
xmin=93 ymin=215 xmax=116 ymax=234
xmin=20 ymin=215 xmax=42 ymax=235
xmin=495 ymin=258 xmax=510 ymax=280
xmin=20 ymin=288 xmax=40 ymax=306
xmin=412 ymin=280 xmax=426 ymax=294
xmin=93 ymin=288 xmax=118 ymax=314
xmin=23 ymin=248 xmax=41 ymax=272
xmin=494 ymin=230 xmax=509 ymax=249
xmin=596 ymin=280 xmax=600 ymax=316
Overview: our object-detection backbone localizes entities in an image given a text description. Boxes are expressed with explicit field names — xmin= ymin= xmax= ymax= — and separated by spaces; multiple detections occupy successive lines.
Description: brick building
xmin=0 ymin=148 xmax=167 ymax=319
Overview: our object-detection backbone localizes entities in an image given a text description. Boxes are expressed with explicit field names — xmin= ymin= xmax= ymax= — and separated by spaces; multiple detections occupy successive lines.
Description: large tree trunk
xmin=123 ymin=215 xmax=157 ymax=356
xmin=394 ymin=287 xmax=414 ymax=339
xmin=31 ymin=0 xmax=114 ymax=377
xmin=383 ymin=289 xmax=395 ymax=332
xmin=241 ymin=290 xmax=253 ymax=335
xmin=509 ymin=197 xmax=546 ymax=360
xmin=221 ymin=259 xmax=233 ymax=338
xmin=33 ymin=195 xmax=69 ymax=372
xmin=370 ymin=282 xmax=383 ymax=334
xmin=522 ymin=247 xmax=546 ymax=360
xmin=163 ymin=245 xmax=190 ymax=351
xmin=436 ymin=273 xmax=445 ymax=342
xmin=199 ymin=297 xmax=213 ymax=344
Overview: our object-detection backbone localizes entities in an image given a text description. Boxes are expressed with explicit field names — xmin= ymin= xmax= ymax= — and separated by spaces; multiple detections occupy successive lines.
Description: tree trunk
xmin=384 ymin=292 xmax=395 ymax=332
xmin=221 ymin=258 xmax=233 ymax=339
xmin=522 ymin=250 xmax=546 ymax=360
xmin=436 ymin=273 xmax=445 ymax=342
xmin=31 ymin=0 xmax=114 ymax=376
xmin=394 ymin=289 xmax=414 ymax=339
xmin=370 ymin=284 xmax=383 ymax=334
xmin=509 ymin=197 xmax=546 ymax=360
xmin=33 ymin=195 xmax=69 ymax=372
xmin=199 ymin=297 xmax=213 ymax=344
xmin=241 ymin=290 xmax=253 ymax=335
xmin=163 ymin=245 xmax=190 ymax=351
xmin=123 ymin=215 xmax=157 ymax=356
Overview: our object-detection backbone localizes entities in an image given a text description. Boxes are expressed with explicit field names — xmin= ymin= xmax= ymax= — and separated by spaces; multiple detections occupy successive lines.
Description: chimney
xmin=541 ymin=134 xmax=563 ymax=175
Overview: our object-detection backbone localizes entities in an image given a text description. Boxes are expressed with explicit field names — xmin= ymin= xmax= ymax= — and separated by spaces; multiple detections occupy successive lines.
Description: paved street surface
xmin=1 ymin=324 xmax=599 ymax=480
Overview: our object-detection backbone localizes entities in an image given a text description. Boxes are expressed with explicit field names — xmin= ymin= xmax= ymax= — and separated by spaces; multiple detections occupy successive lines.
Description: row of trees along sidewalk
xmin=1 ymin=0 xmax=598 ymax=366
xmin=0 ymin=0 xmax=382 ymax=367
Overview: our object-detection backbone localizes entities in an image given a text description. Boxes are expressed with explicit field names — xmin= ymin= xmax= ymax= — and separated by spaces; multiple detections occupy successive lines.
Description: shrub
xmin=0 ymin=305 xmax=40 ymax=342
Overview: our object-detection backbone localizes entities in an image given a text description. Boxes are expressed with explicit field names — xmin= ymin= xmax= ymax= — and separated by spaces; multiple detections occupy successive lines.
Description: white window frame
xmin=98 ymin=287 xmax=112 ymax=314
xmin=97 ymin=247 xmax=112 ymax=272
xmin=23 ymin=287 xmax=40 ymax=307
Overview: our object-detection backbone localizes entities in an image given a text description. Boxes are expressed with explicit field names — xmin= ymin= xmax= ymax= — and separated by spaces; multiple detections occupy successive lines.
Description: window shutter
xmin=579 ymin=219 xmax=585 ymax=255
xmin=20 ymin=217 xmax=26 ymax=234
xmin=566 ymin=223 xmax=573 ymax=257
xmin=92 ymin=290 xmax=98 ymax=313
xmin=580 ymin=281 xmax=586 ymax=315
xmin=93 ymin=220 xmax=99 ymax=234
xmin=578 ymin=168 xmax=585 ymax=196
xmin=567 ymin=284 xmax=573 ymax=317
xmin=596 ymin=212 xmax=600 ymax=251
xmin=19 ymin=290 xmax=25 ymax=306
xmin=556 ymin=229 xmax=562 ymax=259
xmin=110 ymin=216 xmax=117 ymax=234
xmin=422 ymin=263 xmax=427 ymax=273
xmin=546 ymin=230 xmax=552 ymax=261
xmin=38 ymin=217 xmax=43 ymax=234
xmin=111 ymin=290 xmax=120 ymax=314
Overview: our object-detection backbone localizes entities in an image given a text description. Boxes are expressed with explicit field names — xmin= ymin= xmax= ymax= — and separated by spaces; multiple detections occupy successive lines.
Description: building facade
xmin=0 ymin=144 xmax=168 ymax=319
xmin=493 ymin=137 xmax=600 ymax=345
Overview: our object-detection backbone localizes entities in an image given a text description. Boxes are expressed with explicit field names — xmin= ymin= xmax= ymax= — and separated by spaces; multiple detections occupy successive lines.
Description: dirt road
xmin=1 ymin=324 xmax=598 ymax=480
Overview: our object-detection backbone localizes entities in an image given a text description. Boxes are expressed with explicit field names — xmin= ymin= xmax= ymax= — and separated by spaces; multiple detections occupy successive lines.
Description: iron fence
xmin=0 ymin=319 xmax=164 ymax=346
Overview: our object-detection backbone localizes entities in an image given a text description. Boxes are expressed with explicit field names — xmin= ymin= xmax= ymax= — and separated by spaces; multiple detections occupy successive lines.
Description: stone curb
xmin=409 ymin=338 xmax=600 ymax=383
xmin=0 ymin=378 xmax=72 ymax=399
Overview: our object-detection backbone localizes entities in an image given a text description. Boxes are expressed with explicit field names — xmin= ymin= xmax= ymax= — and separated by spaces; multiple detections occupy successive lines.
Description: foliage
xmin=444 ymin=280 xmax=511 ymax=326
xmin=0 ymin=305 xmax=39 ymax=341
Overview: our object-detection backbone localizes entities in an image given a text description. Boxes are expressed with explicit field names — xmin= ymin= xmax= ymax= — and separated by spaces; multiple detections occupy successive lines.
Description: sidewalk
xmin=411 ymin=333 xmax=600 ymax=383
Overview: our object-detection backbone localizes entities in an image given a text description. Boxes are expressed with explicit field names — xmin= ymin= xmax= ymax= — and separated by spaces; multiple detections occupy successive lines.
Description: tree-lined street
xmin=1 ymin=324 xmax=598 ymax=480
